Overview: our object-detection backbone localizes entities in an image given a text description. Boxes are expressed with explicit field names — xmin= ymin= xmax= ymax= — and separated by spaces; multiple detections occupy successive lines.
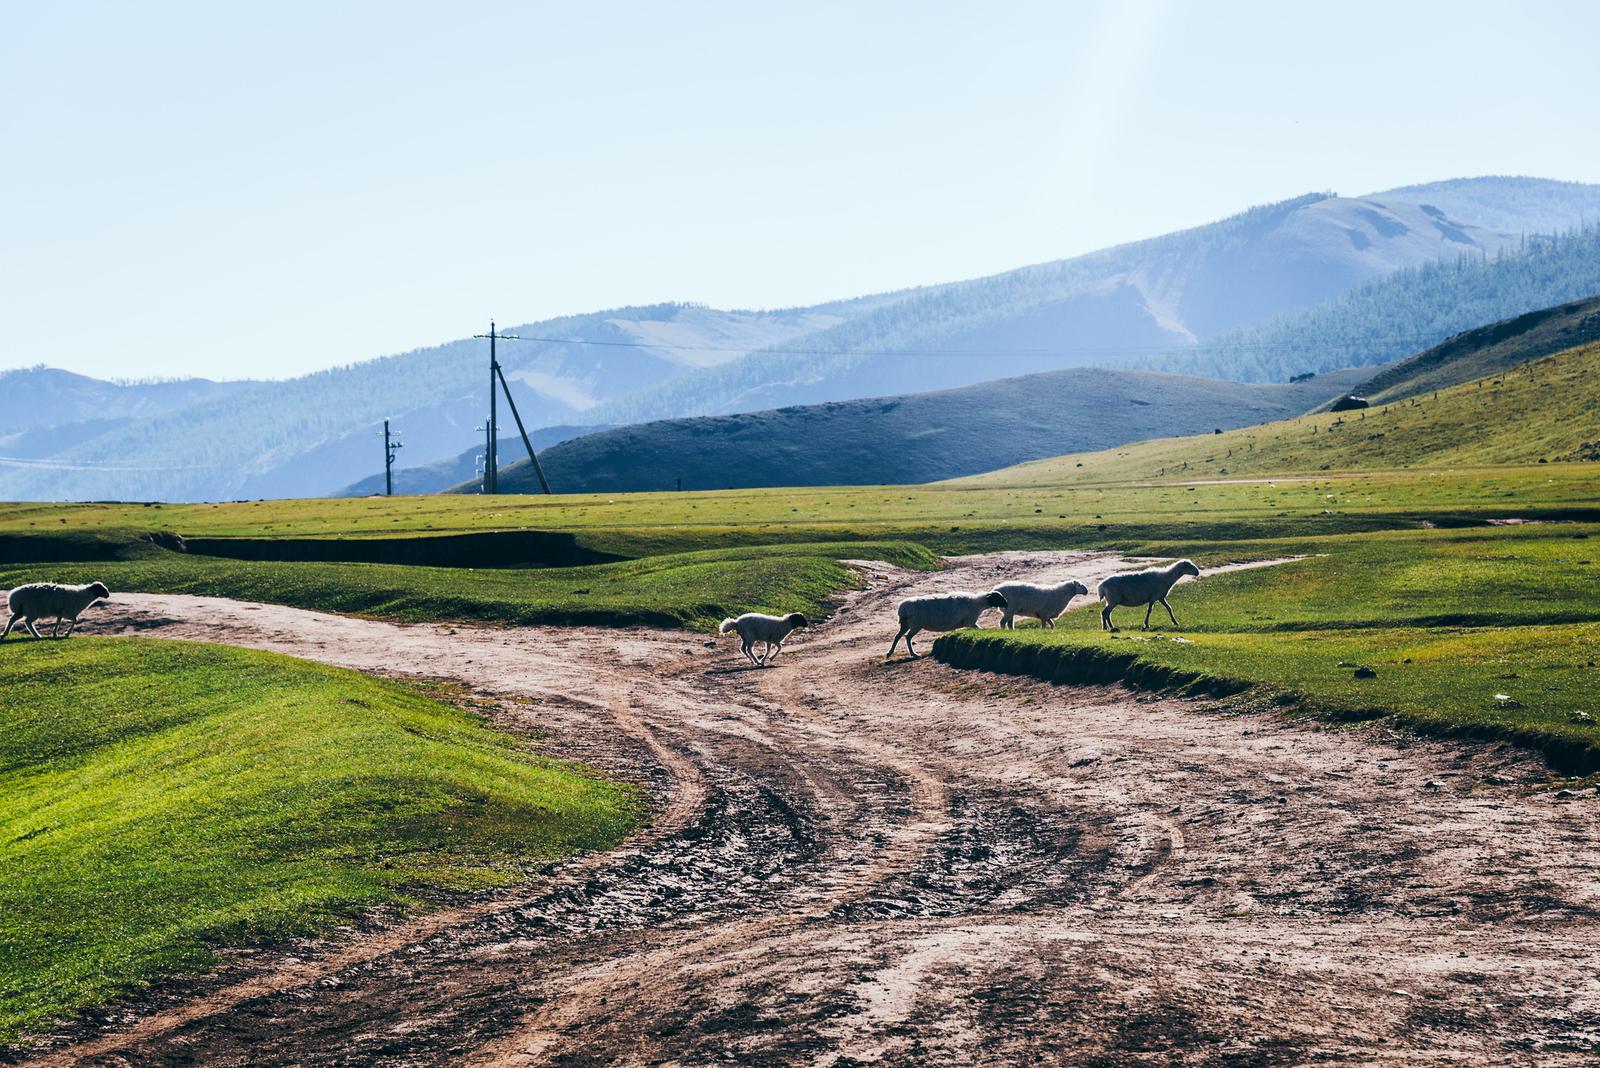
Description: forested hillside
xmin=1157 ymin=227 xmax=1600 ymax=382
xmin=1349 ymin=294 xmax=1600 ymax=404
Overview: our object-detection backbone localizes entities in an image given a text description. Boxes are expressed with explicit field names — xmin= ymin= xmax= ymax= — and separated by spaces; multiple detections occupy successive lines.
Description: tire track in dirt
xmin=13 ymin=550 xmax=1600 ymax=1066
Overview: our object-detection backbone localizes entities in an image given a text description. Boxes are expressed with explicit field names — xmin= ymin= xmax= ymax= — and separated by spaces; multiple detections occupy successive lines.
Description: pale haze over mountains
xmin=5 ymin=176 xmax=1600 ymax=503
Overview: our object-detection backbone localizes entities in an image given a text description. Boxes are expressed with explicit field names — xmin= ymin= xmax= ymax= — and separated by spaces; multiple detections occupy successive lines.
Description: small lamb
xmin=887 ymin=590 xmax=1008 ymax=659
xmin=1097 ymin=560 xmax=1200 ymax=631
xmin=719 ymin=611 xmax=809 ymax=666
xmin=2 ymin=581 xmax=112 ymax=641
xmin=993 ymin=579 xmax=1090 ymax=630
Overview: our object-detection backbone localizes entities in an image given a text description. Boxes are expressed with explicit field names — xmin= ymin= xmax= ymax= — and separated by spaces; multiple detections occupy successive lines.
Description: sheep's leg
xmin=1159 ymin=597 xmax=1179 ymax=627
xmin=741 ymin=639 xmax=759 ymax=666
xmin=1000 ymin=611 xmax=1013 ymax=630
xmin=1143 ymin=602 xmax=1155 ymax=629
xmin=768 ymin=640 xmax=783 ymax=662
xmin=1043 ymin=616 xmax=1054 ymax=629
xmin=61 ymin=616 xmax=80 ymax=638
xmin=24 ymin=618 xmax=42 ymax=640
xmin=1101 ymin=603 xmax=1114 ymax=631
xmin=905 ymin=629 xmax=922 ymax=659
xmin=0 ymin=614 xmax=16 ymax=640
xmin=887 ymin=626 xmax=908 ymax=658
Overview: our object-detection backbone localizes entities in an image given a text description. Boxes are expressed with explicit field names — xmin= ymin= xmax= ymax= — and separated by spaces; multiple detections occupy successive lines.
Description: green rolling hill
xmin=1348 ymin=293 xmax=1600 ymax=405
xmin=473 ymin=365 xmax=1376 ymax=494
xmin=960 ymin=335 xmax=1600 ymax=487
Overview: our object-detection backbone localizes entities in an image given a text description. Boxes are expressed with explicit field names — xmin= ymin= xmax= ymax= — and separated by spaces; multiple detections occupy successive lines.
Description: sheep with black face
xmin=887 ymin=590 xmax=1007 ymax=659
xmin=2 ymin=581 xmax=112 ymax=640
xmin=719 ymin=611 xmax=809 ymax=666
xmin=1097 ymin=560 xmax=1200 ymax=631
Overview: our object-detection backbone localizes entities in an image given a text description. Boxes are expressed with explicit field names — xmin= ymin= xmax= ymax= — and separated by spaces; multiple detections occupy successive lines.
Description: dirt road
xmin=20 ymin=551 xmax=1600 ymax=1066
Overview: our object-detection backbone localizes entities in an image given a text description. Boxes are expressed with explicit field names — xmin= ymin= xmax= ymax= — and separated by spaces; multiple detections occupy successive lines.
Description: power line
xmin=496 ymin=332 xmax=1459 ymax=359
xmin=0 ymin=455 xmax=220 ymax=471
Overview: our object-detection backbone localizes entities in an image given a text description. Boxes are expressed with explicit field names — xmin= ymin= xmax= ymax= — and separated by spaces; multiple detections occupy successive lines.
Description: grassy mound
xmin=0 ymin=638 xmax=641 ymax=1042
xmin=934 ymin=523 xmax=1600 ymax=772
xmin=0 ymin=541 xmax=938 ymax=632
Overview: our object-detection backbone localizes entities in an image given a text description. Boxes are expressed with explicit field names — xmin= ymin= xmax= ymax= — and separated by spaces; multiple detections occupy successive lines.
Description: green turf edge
xmin=930 ymin=630 xmax=1600 ymax=775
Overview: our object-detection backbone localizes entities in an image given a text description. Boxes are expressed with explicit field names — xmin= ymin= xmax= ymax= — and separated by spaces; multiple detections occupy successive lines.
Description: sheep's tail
xmin=718 ymin=617 xmax=739 ymax=634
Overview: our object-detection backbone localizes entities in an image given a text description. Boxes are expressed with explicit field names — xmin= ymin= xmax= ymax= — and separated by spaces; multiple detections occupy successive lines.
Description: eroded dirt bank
xmin=16 ymin=551 xmax=1600 ymax=1066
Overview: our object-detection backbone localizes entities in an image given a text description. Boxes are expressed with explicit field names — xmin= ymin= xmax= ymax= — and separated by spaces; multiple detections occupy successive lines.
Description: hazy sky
xmin=4 ymin=0 xmax=1599 ymax=381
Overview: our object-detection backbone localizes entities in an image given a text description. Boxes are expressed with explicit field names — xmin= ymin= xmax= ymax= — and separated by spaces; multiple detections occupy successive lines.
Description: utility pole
xmin=477 ymin=417 xmax=491 ymax=493
xmin=382 ymin=419 xmax=402 ymax=496
xmin=474 ymin=320 xmax=554 ymax=495
xmin=477 ymin=321 xmax=501 ymax=494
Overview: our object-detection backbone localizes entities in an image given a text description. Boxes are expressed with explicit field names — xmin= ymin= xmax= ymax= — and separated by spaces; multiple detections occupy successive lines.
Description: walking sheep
xmin=719 ymin=611 xmax=809 ymax=666
xmin=993 ymin=579 xmax=1089 ymax=630
xmin=887 ymin=590 xmax=1008 ymax=659
xmin=2 ymin=581 xmax=112 ymax=641
xmin=1097 ymin=560 xmax=1200 ymax=631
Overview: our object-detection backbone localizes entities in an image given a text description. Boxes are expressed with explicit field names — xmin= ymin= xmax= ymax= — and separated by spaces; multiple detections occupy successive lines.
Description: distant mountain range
xmin=0 ymin=304 xmax=872 ymax=502
xmin=7 ymin=175 xmax=1600 ymax=503
xmin=473 ymin=365 xmax=1377 ymax=495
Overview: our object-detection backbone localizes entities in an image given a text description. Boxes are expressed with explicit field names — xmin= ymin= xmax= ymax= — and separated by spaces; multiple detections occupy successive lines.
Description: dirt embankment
xmin=15 ymin=551 xmax=1600 ymax=1066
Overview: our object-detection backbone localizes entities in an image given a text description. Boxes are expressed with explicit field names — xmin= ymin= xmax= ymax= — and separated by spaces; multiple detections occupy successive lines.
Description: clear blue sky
xmin=4 ymin=0 xmax=1598 ymax=381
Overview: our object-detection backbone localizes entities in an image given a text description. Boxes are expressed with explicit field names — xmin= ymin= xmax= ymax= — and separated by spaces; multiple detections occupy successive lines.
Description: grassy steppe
xmin=927 ymin=340 xmax=1600 ymax=769
xmin=936 ymin=516 xmax=1600 ymax=770
xmin=6 ymin=466 xmax=1595 ymax=635
xmin=960 ymin=342 xmax=1600 ymax=487
xmin=4 ymin=464 xmax=1598 ymax=552
xmin=0 ymin=541 xmax=938 ymax=632
xmin=8 ymin=326 xmax=1594 ymax=1046
xmin=0 ymin=637 xmax=640 ymax=1041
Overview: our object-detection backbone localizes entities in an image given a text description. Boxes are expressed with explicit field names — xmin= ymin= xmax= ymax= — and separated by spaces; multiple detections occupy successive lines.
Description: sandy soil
xmin=14 ymin=550 xmax=1600 ymax=1066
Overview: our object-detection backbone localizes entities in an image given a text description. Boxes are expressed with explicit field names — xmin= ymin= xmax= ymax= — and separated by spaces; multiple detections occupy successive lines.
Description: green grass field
xmin=958 ymin=342 xmax=1600 ymax=487
xmin=915 ymin=341 xmax=1600 ymax=768
xmin=0 ymin=541 xmax=938 ymax=632
xmin=2 ymin=336 xmax=1599 ymax=1041
xmin=935 ymin=522 xmax=1600 ymax=770
xmin=3 ymin=462 xmax=1598 ymax=554
xmin=0 ymin=637 xmax=640 ymax=1042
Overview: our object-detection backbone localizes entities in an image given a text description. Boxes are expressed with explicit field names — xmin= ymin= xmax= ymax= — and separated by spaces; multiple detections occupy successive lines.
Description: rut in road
xmin=14 ymin=550 xmax=1600 ymax=1067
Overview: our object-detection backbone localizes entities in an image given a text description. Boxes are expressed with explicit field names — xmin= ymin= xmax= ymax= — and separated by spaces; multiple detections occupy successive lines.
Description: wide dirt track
xmin=19 ymin=551 xmax=1600 ymax=1066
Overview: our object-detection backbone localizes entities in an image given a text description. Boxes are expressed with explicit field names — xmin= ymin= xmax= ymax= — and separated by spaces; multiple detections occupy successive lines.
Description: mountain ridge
xmin=8 ymin=176 xmax=1600 ymax=502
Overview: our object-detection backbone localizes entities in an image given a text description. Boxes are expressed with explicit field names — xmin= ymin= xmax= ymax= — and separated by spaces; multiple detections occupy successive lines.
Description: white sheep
xmin=719 ymin=611 xmax=809 ymax=666
xmin=1097 ymin=560 xmax=1200 ymax=631
xmin=886 ymin=590 xmax=1008 ymax=659
xmin=2 ymin=581 xmax=112 ymax=641
xmin=993 ymin=579 xmax=1089 ymax=630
